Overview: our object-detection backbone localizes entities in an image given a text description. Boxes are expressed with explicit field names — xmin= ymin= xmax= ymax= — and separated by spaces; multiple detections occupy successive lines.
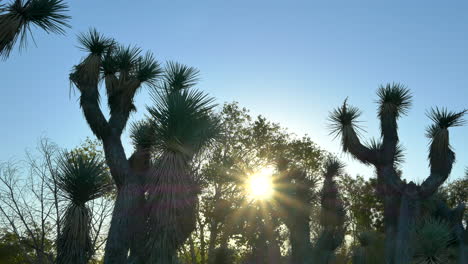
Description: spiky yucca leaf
xmin=323 ymin=156 xmax=345 ymax=178
xmin=328 ymin=99 xmax=365 ymax=153
xmin=57 ymin=152 xmax=111 ymax=205
xmin=394 ymin=143 xmax=406 ymax=165
xmin=426 ymin=108 xmax=466 ymax=143
xmin=130 ymin=119 xmax=156 ymax=150
xmin=113 ymin=45 xmax=141 ymax=77
xmin=365 ymin=139 xmax=405 ymax=166
xmin=0 ymin=0 xmax=70 ymax=59
xmin=412 ymin=218 xmax=452 ymax=264
xmin=77 ymin=28 xmax=114 ymax=56
xmin=366 ymin=138 xmax=382 ymax=152
xmin=377 ymin=83 xmax=412 ymax=118
xmin=426 ymin=108 xmax=466 ymax=172
xmin=161 ymin=61 xmax=200 ymax=92
xmin=71 ymin=30 xmax=114 ymax=89
xmin=136 ymin=51 xmax=162 ymax=86
xmin=100 ymin=44 xmax=161 ymax=115
xmin=148 ymin=88 xmax=219 ymax=157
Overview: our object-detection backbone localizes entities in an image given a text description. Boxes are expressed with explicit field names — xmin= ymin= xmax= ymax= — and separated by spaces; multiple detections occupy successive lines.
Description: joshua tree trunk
xmin=394 ymin=184 xmax=420 ymax=264
xmin=383 ymin=195 xmax=399 ymax=264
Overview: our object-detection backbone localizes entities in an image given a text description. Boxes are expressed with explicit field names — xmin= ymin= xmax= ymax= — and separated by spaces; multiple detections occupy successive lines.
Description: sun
xmin=246 ymin=167 xmax=275 ymax=200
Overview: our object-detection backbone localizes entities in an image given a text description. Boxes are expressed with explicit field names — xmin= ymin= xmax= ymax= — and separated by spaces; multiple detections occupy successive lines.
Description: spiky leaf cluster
xmin=426 ymin=108 xmax=466 ymax=173
xmin=377 ymin=83 xmax=412 ymax=118
xmin=70 ymin=29 xmax=162 ymax=104
xmin=0 ymin=0 xmax=70 ymax=59
xmin=160 ymin=61 xmax=200 ymax=92
xmin=411 ymin=218 xmax=452 ymax=264
xmin=57 ymin=152 xmax=111 ymax=205
xmin=130 ymin=119 xmax=156 ymax=150
xmin=365 ymin=138 xmax=406 ymax=166
xmin=323 ymin=156 xmax=345 ymax=179
xmin=328 ymin=99 xmax=364 ymax=153
xmin=147 ymin=66 xmax=219 ymax=157
xmin=77 ymin=28 xmax=114 ymax=56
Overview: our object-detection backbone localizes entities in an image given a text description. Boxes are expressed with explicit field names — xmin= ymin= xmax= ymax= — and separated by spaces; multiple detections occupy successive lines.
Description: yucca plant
xmin=56 ymin=152 xmax=111 ymax=264
xmin=411 ymin=218 xmax=453 ymax=264
xmin=328 ymin=83 xmax=466 ymax=264
xmin=144 ymin=62 xmax=219 ymax=263
xmin=313 ymin=157 xmax=346 ymax=264
xmin=69 ymin=29 xmax=162 ymax=264
xmin=0 ymin=0 xmax=70 ymax=59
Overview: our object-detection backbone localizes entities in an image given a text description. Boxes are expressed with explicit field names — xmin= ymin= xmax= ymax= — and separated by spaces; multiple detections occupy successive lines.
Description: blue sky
xmin=0 ymin=0 xmax=467 ymax=182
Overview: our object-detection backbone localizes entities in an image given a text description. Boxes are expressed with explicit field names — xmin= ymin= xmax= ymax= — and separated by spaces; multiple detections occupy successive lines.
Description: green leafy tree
xmin=0 ymin=0 xmax=70 ymax=59
xmin=178 ymin=102 xmax=325 ymax=264
xmin=0 ymin=231 xmax=36 ymax=263
xmin=339 ymin=175 xmax=384 ymax=236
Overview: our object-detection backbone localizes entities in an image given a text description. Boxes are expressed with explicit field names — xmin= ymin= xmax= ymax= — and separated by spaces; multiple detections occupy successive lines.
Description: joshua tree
xmin=313 ymin=157 xmax=346 ymax=264
xmin=70 ymin=29 xmax=219 ymax=263
xmin=0 ymin=0 xmax=70 ymax=59
xmin=70 ymin=29 xmax=162 ymax=264
xmin=56 ymin=152 xmax=111 ymax=264
xmin=329 ymin=83 xmax=466 ymax=264
xmin=143 ymin=63 xmax=220 ymax=263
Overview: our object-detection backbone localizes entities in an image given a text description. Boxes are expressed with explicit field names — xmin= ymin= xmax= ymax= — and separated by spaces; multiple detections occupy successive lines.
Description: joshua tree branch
xmin=343 ymin=131 xmax=378 ymax=165
xmin=380 ymin=111 xmax=399 ymax=164
xmin=420 ymin=167 xmax=454 ymax=198
xmin=108 ymin=82 xmax=141 ymax=135
xmin=420 ymin=109 xmax=465 ymax=197
xmin=79 ymin=86 xmax=111 ymax=140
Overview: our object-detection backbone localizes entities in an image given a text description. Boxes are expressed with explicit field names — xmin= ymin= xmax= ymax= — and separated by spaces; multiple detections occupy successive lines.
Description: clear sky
xmin=0 ymin=0 xmax=467 ymax=182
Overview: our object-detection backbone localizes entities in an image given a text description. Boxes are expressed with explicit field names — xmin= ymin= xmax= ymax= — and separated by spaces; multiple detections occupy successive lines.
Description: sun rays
xmin=246 ymin=167 xmax=275 ymax=200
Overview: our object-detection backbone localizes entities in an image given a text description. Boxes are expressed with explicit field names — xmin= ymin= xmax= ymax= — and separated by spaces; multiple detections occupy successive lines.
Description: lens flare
xmin=247 ymin=167 xmax=274 ymax=200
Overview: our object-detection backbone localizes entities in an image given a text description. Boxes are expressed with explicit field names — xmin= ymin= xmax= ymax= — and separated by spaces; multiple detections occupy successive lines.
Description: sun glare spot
xmin=247 ymin=167 xmax=275 ymax=200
